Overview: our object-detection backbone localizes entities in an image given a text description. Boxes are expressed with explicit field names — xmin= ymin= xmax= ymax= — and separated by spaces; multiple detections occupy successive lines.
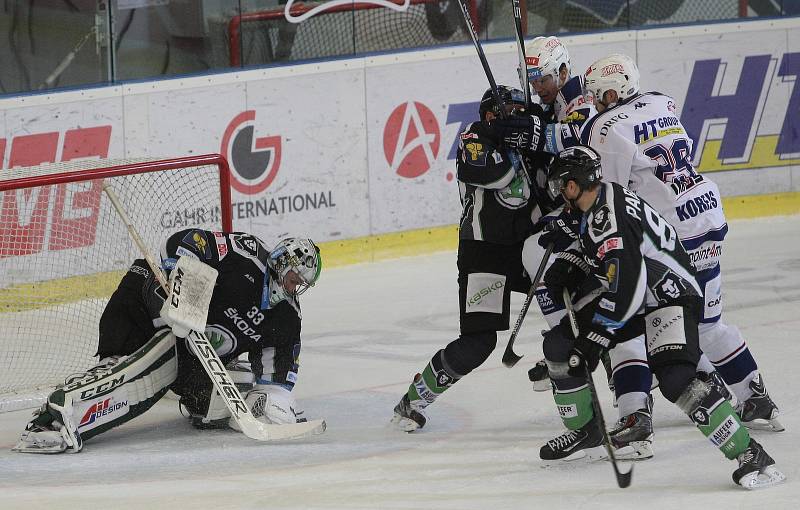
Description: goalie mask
xmin=266 ymin=238 xmax=322 ymax=306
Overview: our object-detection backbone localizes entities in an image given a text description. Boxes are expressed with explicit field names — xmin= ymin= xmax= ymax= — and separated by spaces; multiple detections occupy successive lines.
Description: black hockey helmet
xmin=547 ymin=145 xmax=603 ymax=198
xmin=479 ymin=85 xmax=526 ymax=118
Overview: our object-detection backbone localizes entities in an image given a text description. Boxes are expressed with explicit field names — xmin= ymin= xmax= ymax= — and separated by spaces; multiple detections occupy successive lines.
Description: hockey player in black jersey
xmin=14 ymin=229 xmax=322 ymax=453
xmin=540 ymin=145 xmax=785 ymax=489
xmin=391 ymin=85 xmax=549 ymax=431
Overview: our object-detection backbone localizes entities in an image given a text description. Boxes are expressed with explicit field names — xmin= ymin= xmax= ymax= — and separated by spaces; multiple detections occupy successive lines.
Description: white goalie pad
xmin=160 ymin=256 xmax=218 ymax=338
xmin=13 ymin=330 xmax=178 ymax=454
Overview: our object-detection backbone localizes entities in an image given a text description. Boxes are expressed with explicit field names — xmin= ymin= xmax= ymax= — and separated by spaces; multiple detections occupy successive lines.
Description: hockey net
xmin=0 ymin=155 xmax=232 ymax=413
xmin=210 ymin=0 xmax=488 ymax=66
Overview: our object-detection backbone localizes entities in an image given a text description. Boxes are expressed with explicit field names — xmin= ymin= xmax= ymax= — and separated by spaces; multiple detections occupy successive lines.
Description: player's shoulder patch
xmin=231 ymin=233 xmax=268 ymax=270
xmin=587 ymin=203 xmax=617 ymax=242
xmin=462 ymin=140 xmax=490 ymax=166
xmin=181 ymin=230 xmax=212 ymax=259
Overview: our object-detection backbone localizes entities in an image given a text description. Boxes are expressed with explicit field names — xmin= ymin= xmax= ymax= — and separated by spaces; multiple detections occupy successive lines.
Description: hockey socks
xmin=541 ymin=385 xmax=604 ymax=463
xmin=553 ymin=384 xmax=594 ymax=430
xmin=678 ymin=378 xmax=750 ymax=460
xmin=407 ymin=350 xmax=461 ymax=410
xmin=393 ymin=350 xmax=461 ymax=432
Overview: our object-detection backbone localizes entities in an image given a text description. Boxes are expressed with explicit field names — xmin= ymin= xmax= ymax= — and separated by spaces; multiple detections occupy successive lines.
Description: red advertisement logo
xmin=220 ymin=111 xmax=282 ymax=195
xmin=0 ymin=126 xmax=112 ymax=259
xmin=383 ymin=101 xmax=440 ymax=179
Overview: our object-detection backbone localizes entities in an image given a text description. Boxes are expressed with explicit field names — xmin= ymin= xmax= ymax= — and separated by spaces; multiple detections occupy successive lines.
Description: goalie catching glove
xmin=230 ymin=385 xmax=301 ymax=430
xmin=190 ymin=363 xmax=303 ymax=430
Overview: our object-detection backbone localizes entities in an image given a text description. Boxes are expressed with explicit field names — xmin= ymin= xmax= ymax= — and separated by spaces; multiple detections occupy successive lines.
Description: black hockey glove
xmin=543 ymin=249 xmax=590 ymax=297
xmin=537 ymin=208 xmax=582 ymax=252
xmin=567 ymin=324 xmax=612 ymax=378
xmin=491 ymin=113 xmax=545 ymax=152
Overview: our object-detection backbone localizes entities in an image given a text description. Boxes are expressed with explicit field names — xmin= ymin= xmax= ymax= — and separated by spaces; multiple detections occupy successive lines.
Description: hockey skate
xmin=540 ymin=416 xmax=607 ymax=464
xmin=609 ymin=408 xmax=654 ymax=460
xmin=13 ymin=404 xmax=82 ymax=454
xmin=732 ymin=438 xmax=786 ymax=489
xmin=528 ymin=359 xmax=551 ymax=392
xmin=391 ymin=394 xmax=427 ymax=432
xmin=736 ymin=374 xmax=784 ymax=432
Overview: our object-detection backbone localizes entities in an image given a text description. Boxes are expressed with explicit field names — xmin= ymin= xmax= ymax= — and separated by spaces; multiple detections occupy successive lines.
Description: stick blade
xmin=615 ymin=462 xmax=634 ymax=488
xmin=501 ymin=348 xmax=523 ymax=367
xmin=238 ymin=418 xmax=327 ymax=442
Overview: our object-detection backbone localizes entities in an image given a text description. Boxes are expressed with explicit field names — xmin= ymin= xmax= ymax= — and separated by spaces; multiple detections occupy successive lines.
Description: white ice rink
xmin=1 ymin=215 xmax=798 ymax=509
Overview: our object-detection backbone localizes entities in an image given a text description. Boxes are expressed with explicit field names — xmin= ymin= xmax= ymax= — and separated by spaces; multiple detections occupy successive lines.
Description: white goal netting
xmin=0 ymin=155 xmax=231 ymax=412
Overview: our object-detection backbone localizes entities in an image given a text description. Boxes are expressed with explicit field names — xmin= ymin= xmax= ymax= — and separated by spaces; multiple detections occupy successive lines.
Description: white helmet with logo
xmin=268 ymin=237 xmax=322 ymax=298
xmin=524 ymin=36 xmax=571 ymax=83
xmin=583 ymin=53 xmax=640 ymax=103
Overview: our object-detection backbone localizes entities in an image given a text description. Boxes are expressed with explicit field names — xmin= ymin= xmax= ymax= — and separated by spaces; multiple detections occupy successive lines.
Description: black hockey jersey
xmin=456 ymin=120 xmax=543 ymax=244
xmin=579 ymin=182 xmax=701 ymax=334
xmin=158 ymin=229 xmax=301 ymax=389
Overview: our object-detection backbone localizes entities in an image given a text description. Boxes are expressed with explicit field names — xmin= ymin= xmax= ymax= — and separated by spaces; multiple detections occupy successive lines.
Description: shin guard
xmin=677 ymin=378 xmax=750 ymax=460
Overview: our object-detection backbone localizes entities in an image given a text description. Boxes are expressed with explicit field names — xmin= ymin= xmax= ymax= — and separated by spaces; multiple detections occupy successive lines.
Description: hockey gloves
xmin=491 ymin=112 xmax=545 ymax=152
xmin=543 ymin=249 xmax=590 ymax=298
xmin=567 ymin=318 xmax=613 ymax=378
xmin=537 ymin=208 xmax=582 ymax=252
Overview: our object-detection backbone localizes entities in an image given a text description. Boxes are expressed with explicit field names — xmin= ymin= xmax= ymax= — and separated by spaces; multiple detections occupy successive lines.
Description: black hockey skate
xmin=736 ymin=374 xmax=784 ymax=432
xmin=528 ymin=359 xmax=551 ymax=392
xmin=609 ymin=408 xmax=654 ymax=460
xmin=391 ymin=394 xmax=427 ymax=432
xmin=540 ymin=416 xmax=606 ymax=464
xmin=697 ymin=370 xmax=732 ymax=402
xmin=732 ymin=438 xmax=786 ymax=489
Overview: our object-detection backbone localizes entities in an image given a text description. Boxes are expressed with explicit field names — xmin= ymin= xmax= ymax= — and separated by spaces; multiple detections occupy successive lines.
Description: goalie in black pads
xmin=539 ymin=145 xmax=785 ymax=489
xmin=14 ymin=229 xmax=322 ymax=453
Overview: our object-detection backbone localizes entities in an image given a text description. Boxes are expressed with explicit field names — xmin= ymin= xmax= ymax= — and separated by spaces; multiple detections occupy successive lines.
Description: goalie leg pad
xmin=15 ymin=330 xmax=178 ymax=453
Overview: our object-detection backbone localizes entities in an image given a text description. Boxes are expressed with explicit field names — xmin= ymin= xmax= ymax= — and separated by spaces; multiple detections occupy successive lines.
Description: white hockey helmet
xmin=268 ymin=237 xmax=322 ymax=296
xmin=524 ymin=36 xmax=571 ymax=84
xmin=583 ymin=53 xmax=640 ymax=103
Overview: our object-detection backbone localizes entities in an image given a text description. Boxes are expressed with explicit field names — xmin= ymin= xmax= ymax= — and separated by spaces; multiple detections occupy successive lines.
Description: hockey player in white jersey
xmin=577 ymin=53 xmax=783 ymax=459
xmin=521 ymin=35 xmax=598 ymax=344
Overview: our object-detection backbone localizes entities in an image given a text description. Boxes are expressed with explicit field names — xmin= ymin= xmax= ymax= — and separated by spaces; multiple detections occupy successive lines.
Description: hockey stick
xmin=563 ymin=287 xmax=632 ymax=488
xmin=457 ymin=0 xmax=508 ymax=120
xmin=510 ymin=0 xmax=532 ymax=108
xmin=103 ymin=184 xmax=325 ymax=441
xmin=502 ymin=242 xmax=554 ymax=367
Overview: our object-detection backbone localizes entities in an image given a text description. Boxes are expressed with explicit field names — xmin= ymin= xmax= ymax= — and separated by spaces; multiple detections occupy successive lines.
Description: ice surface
xmin=1 ymin=216 xmax=798 ymax=509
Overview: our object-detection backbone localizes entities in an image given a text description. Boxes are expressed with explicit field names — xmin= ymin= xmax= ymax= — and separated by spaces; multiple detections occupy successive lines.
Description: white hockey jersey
xmin=543 ymin=75 xmax=597 ymax=154
xmin=579 ymin=92 xmax=727 ymax=272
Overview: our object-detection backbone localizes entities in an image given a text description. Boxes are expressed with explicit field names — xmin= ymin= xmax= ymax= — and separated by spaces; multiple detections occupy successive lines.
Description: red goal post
xmin=0 ymin=154 xmax=232 ymax=412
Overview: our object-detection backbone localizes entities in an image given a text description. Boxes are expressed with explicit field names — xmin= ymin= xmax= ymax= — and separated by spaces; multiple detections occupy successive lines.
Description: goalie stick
xmin=502 ymin=243 xmax=553 ymax=367
xmin=103 ymin=184 xmax=325 ymax=442
xmin=563 ymin=288 xmax=632 ymax=489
